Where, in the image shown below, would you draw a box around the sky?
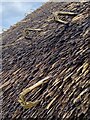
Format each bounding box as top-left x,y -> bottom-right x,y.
0,0 -> 49,33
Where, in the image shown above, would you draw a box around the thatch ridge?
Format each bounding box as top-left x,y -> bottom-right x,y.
2,2 -> 90,120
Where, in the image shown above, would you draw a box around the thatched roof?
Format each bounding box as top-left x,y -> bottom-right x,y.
2,2 -> 90,120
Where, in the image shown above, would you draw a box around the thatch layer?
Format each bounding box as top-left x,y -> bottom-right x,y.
2,2 -> 90,120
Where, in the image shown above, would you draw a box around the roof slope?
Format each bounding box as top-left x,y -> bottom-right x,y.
2,2 -> 90,120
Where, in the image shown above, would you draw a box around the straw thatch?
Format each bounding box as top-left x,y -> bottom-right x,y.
1,2 -> 90,120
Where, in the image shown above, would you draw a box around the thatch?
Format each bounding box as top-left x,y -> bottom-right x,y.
1,2 -> 90,120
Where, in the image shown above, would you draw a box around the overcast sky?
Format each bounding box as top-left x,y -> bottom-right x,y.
0,0 -> 48,33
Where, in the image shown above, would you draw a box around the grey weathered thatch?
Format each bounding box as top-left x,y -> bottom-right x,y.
1,2 -> 90,120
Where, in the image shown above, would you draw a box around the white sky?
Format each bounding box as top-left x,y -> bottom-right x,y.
0,0 -> 48,33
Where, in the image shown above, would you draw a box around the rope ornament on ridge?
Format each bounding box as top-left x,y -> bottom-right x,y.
53,11 -> 78,24
18,75 -> 52,109
23,28 -> 42,39
23,11 -> 78,39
